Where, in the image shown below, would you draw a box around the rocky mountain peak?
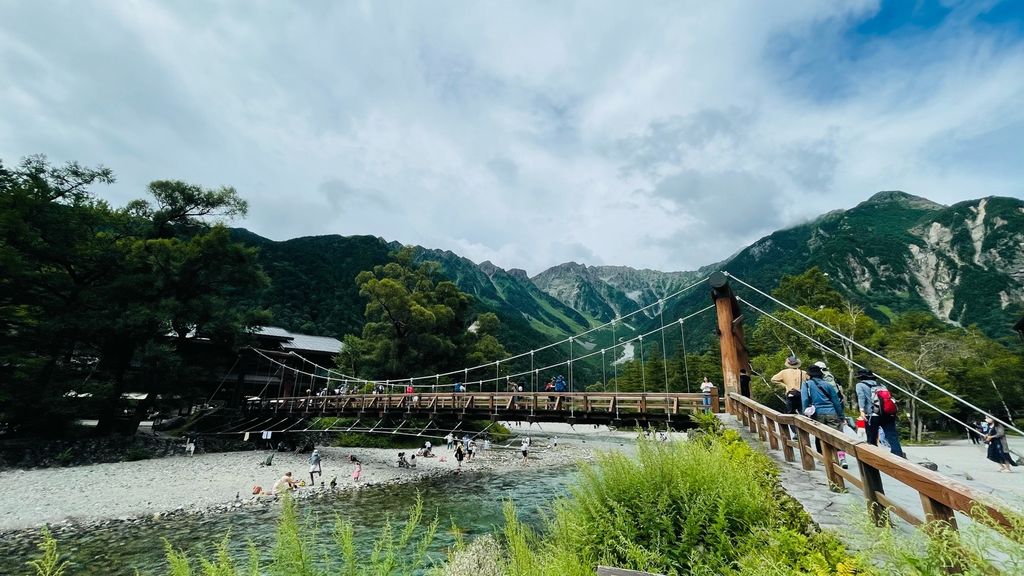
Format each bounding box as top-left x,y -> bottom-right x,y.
862,190 -> 945,210
478,260 -> 502,277
507,268 -> 529,282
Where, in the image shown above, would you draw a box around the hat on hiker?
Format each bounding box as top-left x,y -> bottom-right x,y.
813,361 -> 827,369
856,367 -> 875,379
807,364 -> 824,378
785,355 -> 801,368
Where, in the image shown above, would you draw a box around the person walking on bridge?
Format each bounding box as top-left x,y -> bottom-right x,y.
772,356 -> 808,438
772,356 -> 808,415
801,364 -> 847,467
855,368 -> 905,458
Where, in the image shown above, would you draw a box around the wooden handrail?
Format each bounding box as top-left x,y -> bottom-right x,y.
242,392 -> 724,425
727,393 -> 1020,536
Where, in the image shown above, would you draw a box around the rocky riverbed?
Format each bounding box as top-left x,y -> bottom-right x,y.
0,439 -> 594,535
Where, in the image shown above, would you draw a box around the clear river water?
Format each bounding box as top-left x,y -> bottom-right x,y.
0,461 -> 582,575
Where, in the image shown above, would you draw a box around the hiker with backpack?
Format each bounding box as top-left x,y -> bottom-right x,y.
855,368 -> 905,458
801,364 -> 848,468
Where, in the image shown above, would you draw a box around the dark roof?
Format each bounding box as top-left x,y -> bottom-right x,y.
255,326 -> 343,355
255,326 -> 293,341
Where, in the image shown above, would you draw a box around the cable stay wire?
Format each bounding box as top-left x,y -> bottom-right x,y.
728,271 -> 1024,438
246,304 -> 717,393
738,296 -> 997,439
256,276 -> 711,387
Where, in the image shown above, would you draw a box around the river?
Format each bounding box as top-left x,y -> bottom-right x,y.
0,460 -> 581,575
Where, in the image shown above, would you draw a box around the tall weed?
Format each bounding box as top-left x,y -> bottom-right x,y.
853,502 -> 1024,575
159,492 -> 437,576
26,528 -> 69,576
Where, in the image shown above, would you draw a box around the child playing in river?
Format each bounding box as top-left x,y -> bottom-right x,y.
349,455 -> 362,482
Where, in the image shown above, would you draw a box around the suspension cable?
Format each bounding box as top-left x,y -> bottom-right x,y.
740,296 -> 981,436
290,275 -> 711,385
253,305 -> 717,393
729,272 -> 1024,438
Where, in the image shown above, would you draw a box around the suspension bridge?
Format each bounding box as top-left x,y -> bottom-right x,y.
209,270 -> 1022,545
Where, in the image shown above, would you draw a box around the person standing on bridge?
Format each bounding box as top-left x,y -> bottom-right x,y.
801,364 -> 847,467
772,356 -> 808,413
855,368 -> 905,458
739,369 -> 751,398
700,377 -> 715,412
772,356 -> 808,436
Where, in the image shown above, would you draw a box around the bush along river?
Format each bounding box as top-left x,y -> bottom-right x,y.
0,463 -> 579,575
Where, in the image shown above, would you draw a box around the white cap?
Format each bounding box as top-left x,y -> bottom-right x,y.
813,361 -> 827,369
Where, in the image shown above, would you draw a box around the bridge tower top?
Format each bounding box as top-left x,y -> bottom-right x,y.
710,272 -> 750,413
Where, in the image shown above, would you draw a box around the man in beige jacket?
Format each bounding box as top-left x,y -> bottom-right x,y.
771,355 -> 808,416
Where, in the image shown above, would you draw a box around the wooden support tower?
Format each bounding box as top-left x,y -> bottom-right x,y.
710,272 -> 750,413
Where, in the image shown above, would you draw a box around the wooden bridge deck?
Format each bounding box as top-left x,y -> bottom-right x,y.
243,391 -> 719,429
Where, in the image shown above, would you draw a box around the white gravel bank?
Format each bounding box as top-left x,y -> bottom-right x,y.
0,441 -> 592,532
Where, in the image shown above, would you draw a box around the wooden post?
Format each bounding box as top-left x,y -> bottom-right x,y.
779,420 -> 796,462
821,442 -> 846,492
796,427 -> 816,470
710,272 -> 750,414
765,415 -> 779,449
859,459 -> 889,526
920,494 -> 957,529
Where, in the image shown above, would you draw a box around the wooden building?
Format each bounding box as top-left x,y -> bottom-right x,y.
220,327 -> 343,405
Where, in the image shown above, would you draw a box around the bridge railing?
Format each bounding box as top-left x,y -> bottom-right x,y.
727,393 -> 1019,534
244,390 -> 720,418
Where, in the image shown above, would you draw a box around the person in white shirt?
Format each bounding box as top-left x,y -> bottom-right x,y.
699,377 -> 715,412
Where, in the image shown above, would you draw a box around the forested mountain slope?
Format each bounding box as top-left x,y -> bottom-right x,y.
236,191 -> 1023,354
715,192 -> 1024,337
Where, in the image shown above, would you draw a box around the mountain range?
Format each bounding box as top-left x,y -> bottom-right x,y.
234,191 -> 1024,354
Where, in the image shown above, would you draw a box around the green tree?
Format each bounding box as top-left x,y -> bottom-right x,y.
342,247 -> 500,381
466,312 -> 509,367
772,267 -> 844,310
0,156 -> 267,435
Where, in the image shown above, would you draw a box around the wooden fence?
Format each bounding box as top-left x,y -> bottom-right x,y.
728,393 -> 1020,533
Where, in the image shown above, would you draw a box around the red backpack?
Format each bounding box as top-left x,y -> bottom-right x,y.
870,383 -> 898,417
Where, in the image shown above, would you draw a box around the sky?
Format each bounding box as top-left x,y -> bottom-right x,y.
2,0 -> 1023,275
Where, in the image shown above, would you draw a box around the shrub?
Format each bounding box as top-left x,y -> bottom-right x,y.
499,434 -> 870,575
54,448 -> 74,467
125,446 -> 153,461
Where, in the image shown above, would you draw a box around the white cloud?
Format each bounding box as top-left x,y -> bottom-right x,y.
1,0 -> 1022,275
